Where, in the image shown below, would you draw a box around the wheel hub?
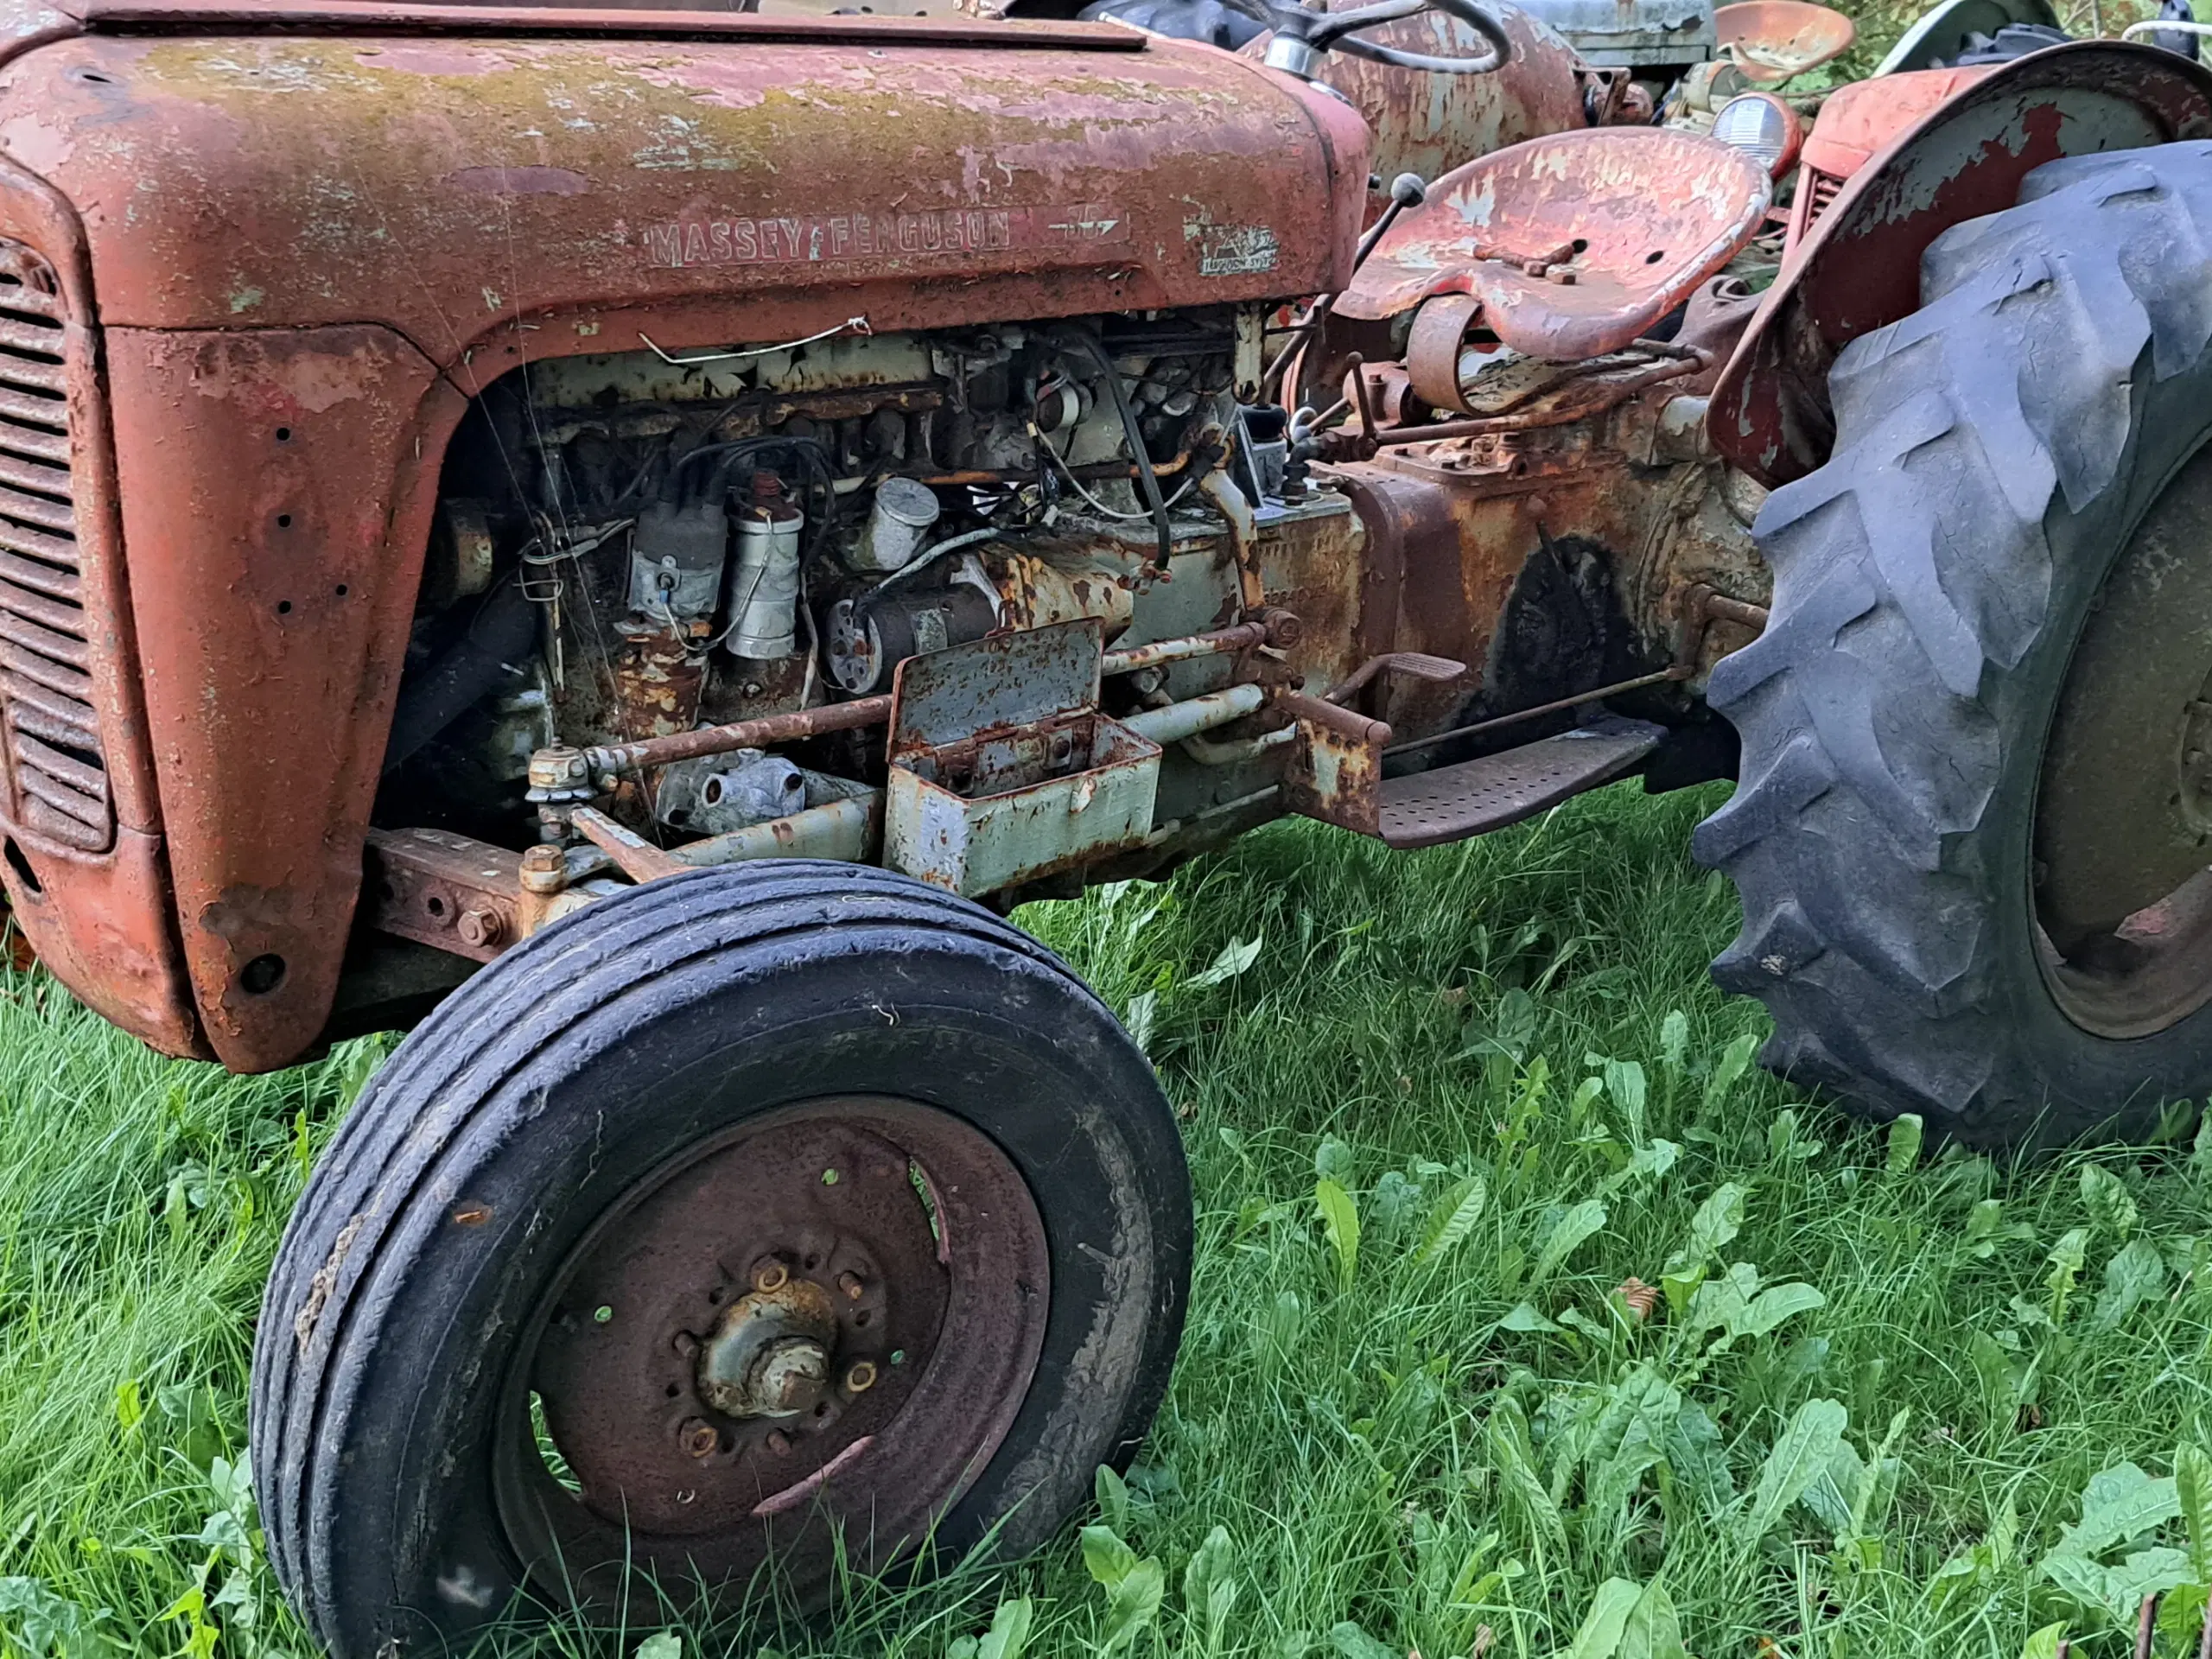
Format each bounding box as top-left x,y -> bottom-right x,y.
696,1270 -> 840,1419
2037,439 -> 2212,1036
500,1096 -> 1050,1605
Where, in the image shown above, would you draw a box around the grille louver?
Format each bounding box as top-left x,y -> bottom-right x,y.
0,238 -> 110,854
1807,172 -> 1842,226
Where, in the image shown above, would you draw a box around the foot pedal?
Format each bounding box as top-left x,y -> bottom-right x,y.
1376,718 -> 1662,849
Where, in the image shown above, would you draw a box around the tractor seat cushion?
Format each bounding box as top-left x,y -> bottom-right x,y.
1335,127 -> 1772,361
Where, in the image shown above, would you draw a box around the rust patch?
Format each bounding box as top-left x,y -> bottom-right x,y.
1714,43 -> 2212,486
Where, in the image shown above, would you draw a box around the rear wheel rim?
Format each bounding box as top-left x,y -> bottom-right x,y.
492,1096 -> 1050,1611
2037,439 -> 2212,1039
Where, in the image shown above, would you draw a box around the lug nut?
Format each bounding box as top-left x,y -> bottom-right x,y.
846,1361 -> 878,1394
457,907 -> 503,949
680,1417 -> 719,1459
765,1431 -> 791,1454
671,1331 -> 699,1358
753,1261 -> 790,1293
837,1271 -> 865,1300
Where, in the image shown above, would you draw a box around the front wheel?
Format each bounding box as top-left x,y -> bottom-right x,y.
250,862 -> 1190,1659
1698,140 -> 2212,1148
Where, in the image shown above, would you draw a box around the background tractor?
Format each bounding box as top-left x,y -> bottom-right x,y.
1,0 -> 2210,1649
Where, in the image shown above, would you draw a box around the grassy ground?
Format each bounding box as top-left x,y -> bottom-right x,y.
6,784 -> 2212,1659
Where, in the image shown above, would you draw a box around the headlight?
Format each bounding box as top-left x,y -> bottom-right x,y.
1713,92 -> 1804,179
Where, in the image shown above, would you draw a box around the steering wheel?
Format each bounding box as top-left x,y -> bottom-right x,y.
1222,0 -> 1513,78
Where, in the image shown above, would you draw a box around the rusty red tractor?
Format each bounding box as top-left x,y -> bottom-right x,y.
3,0 -> 2212,1645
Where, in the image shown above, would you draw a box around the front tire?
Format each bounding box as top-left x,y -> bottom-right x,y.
250,862 -> 1190,1659
1699,141 -> 2212,1147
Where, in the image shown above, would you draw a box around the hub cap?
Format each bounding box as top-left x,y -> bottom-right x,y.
494,1096 -> 1050,1609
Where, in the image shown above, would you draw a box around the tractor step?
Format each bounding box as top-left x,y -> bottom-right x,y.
1376,718 -> 1663,849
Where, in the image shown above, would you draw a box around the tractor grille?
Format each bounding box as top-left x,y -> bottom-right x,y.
1802,170 -> 1843,234
0,238 -> 110,854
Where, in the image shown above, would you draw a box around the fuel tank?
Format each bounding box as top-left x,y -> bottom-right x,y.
0,5 -> 1370,355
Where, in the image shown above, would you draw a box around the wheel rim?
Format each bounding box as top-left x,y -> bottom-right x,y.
2037,438 -> 2212,1039
493,1096 -> 1051,1610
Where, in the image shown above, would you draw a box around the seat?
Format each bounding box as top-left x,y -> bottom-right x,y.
1334,127 -> 1772,361
1714,0 -> 1856,82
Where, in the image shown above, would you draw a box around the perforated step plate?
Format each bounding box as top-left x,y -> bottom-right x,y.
1377,718 -> 1663,849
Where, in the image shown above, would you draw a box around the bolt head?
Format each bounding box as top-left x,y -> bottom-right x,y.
845,1360 -> 879,1394
680,1417 -> 719,1459
753,1261 -> 790,1293
756,1338 -> 831,1414
457,907 -> 503,949
518,843 -> 568,895
836,1270 -> 865,1300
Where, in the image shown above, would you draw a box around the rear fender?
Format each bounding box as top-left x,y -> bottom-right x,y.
1710,41 -> 2212,487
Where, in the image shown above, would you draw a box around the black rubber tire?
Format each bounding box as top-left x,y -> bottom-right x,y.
1696,140 -> 2212,1147
249,861 -> 1190,1659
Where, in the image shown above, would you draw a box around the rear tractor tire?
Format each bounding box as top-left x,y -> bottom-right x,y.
1700,140 -> 2212,1147
249,861 -> 1190,1659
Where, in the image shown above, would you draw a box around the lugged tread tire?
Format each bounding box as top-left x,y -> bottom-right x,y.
1697,140 -> 2212,1147
249,861 -> 1190,1659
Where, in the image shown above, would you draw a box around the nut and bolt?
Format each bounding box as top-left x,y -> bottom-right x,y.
679,1417 -> 720,1459
518,843 -> 568,894
671,1331 -> 700,1358
765,1431 -> 791,1454
846,1361 -> 879,1394
754,1338 -> 831,1413
527,745 -> 588,791
753,1260 -> 790,1293
836,1271 -> 865,1301
456,907 -> 503,949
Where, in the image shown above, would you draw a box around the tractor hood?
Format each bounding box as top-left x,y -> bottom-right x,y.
0,4 -> 1370,353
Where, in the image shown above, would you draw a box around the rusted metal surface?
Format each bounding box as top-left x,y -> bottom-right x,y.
2034,441 -> 2212,1038
1406,294 -> 1485,413
1515,0 -> 1711,66
611,622 -> 710,747
588,696 -> 891,776
1376,716 -> 1660,845
1338,129 -> 1770,360
0,235 -> 111,857
883,621 -> 1161,895
0,31 -> 1368,346
1713,43 -> 2212,486
1325,649 -> 1465,704
72,0 -> 1136,46
1281,707 -> 1385,835
991,546 -> 1138,640
1122,682 -> 1266,746
1101,620 -> 1276,677
1241,2 -> 1599,216
0,149 -> 201,1055
1324,466 -> 1486,737
1383,352 -> 1708,440
1712,0 -> 1852,81
363,825 -> 522,963
101,325 -> 461,1071
0,19 -> 1370,1067
519,1097 -> 1049,1608
570,804 -> 691,882
1777,66 -> 1994,261
668,791 -> 883,868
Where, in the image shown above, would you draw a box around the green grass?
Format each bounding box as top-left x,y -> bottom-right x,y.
7,785 -> 2212,1659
